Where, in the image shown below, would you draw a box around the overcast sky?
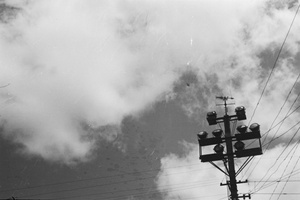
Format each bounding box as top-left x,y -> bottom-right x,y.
0,0 -> 300,199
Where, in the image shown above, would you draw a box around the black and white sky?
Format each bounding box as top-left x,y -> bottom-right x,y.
0,0 -> 300,199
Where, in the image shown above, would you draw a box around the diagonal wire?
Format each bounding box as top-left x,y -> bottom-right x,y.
252,126 -> 300,193
269,141 -> 300,200
277,143 -> 300,199
244,73 -> 300,180
248,2 -> 300,125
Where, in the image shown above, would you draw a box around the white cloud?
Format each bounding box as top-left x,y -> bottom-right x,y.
0,0 -> 180,164
0,0 -> 299,171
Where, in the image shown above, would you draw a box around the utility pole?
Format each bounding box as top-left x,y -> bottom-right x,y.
224,112 -> 238,199
197,96 -> 263,200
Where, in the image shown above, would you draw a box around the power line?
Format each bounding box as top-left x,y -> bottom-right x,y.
245,102 -> 300,150
261,72 -> 300,147
0,163 -> 209,193
269,141 -> 300,199
277,147 -> 300,199
19,166 -> 215,198
250,167 -> 300,194
244,4 -> 300,181
243,111 -> 300,180
248,1 -> 300,125
57,180 -> 222,200
252,126 -> 300,192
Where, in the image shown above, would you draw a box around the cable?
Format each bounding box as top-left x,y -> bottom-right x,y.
236,156 -> 254,177
261,72 -> 300,147
277,144 -> 300,199
57,179 -> 218,200
56,180 -> 223,200
253,126 -> 300,192
248,1 -> 300,125
19,166 -> 214,198
269,141 -> 300,199
248,71 -> 300,178
262,120 -> 300,148
245,102 -> 300,149
243,113 -> 300,180
244,3 -> 300,180
254,193 -> 300,195
250,167 -> 300,194
0,162 -> 209,193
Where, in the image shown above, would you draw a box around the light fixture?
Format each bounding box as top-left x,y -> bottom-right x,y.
237,125 -> 247,134
235,106 -> 246,120
197,131 -> 208,140
207,111 -> 217,125
249,123 -> 260,132
212,129 -> 223,138
214,144 -> 224,154
234,141 -> 245,151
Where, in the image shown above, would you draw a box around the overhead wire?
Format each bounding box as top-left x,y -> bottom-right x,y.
277,146 -> 300,199
19,164 -> 216,198
241,69 -> 300,180
58,180 -> 217,200
247,1 -> 300,126
261,72 -> 300,146
55,179 -> 223,200
252,126 -> 300,192
244,92 -> 300,179
0,162 -> 209,193
269,141 -> 300,199
250,167 -> 300,194
245,102 -> 300,149
236,3 -> 300,195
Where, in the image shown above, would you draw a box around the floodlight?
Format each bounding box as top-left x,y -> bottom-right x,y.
249,123 -> 260,132
197,131 -> 208,140
212,129 -> 223,138
234,141 -> 245,151
237,125 -> 247,134
214,144 -> 224,154
235,106 -> 246,120
207,111 -> 217,125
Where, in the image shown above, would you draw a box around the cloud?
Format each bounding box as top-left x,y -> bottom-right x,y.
0,0 -> 299,171
0,0 -> 181,164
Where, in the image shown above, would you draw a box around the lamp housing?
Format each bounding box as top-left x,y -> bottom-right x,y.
214,144 -> 224,154
249,123 -> 260,132
237,125 -> 248,134
212,129 -> 223,138
207,111 -> 217,125
197,131 -> 208,140
234,141 -> 245,151
235,106 -> 246,120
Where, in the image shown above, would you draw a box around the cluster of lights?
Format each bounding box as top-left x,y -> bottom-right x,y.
198,106 -> 262,160
197,123 -> 260,154
206,106 -> 246,125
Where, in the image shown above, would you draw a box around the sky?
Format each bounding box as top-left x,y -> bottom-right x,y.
0,0 -> 300,199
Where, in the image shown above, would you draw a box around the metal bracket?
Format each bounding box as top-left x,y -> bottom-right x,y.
220,179 -> 248,186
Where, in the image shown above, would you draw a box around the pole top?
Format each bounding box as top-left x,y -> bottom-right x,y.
216,96 -> 235,115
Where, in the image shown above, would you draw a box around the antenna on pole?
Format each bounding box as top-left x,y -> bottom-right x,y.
216,96 -> 234,115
